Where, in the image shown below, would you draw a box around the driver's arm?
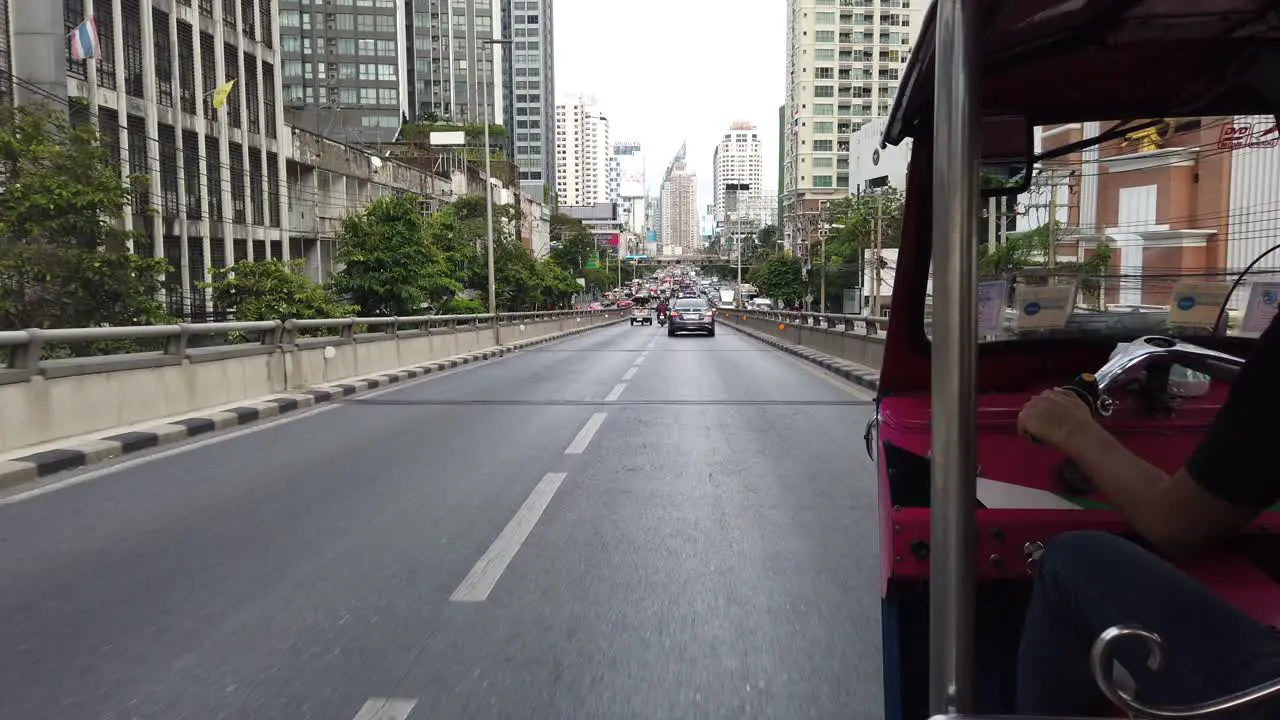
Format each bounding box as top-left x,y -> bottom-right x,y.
1038,319 -> 1280,557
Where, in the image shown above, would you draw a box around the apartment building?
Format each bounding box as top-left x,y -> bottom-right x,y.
659,148 -> 698,252
500,0 -> 555,200
407,0 -> 501,127
554,93 -> 610,206
713,121 -> 766,232
278,0 -> 406,143
782,0 -> 922,253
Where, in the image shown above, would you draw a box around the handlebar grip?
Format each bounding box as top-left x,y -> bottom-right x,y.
1027,373 -> 1100,444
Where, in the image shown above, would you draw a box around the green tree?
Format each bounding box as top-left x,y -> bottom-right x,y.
549,212 -> 596,275
332,194 -> 460,316
748,255 -> 807,305
202,259 -> 353,321
822,187 -> 906,262
980,220 -> 1113,306
0,103 -> 171,332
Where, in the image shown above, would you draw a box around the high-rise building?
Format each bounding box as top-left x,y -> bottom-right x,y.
782,0 -> 923,251
278,0 -> 406,143
500,0 -> 555,200
712,121 -> 766,231
659,145 -> 698,252
613,141 -> 646,235
406,0 -> 501,127
554,94 -> 611,206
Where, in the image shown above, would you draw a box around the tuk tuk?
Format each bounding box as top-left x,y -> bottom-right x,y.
873,1 -> 1280,717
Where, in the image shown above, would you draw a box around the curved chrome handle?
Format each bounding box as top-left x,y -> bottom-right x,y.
1090,624 -> 1280,718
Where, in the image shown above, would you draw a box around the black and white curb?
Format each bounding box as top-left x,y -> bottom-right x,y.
719,320 -> 881,393
0,317 -> 624,488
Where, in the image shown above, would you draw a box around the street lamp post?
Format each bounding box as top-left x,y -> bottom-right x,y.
480,37 -> 513,317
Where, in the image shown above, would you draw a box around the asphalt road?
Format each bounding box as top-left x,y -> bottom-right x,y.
0,322 -> 883,720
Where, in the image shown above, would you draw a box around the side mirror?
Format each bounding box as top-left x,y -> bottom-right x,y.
980,116 -> 1033,199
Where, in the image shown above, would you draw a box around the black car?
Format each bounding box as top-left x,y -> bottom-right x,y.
668,298 -> 715,337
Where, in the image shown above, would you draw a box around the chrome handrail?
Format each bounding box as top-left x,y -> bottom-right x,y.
1091,624 -> 1280,718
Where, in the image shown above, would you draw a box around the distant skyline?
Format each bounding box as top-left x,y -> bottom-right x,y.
552,0 -> 784,207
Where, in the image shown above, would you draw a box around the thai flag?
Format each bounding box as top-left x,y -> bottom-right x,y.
70,17 -> 98,62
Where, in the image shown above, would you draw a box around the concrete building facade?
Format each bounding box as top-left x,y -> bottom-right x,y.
554,93 -> 610,206
660,163 -> 698,253
500,0 -> 554,200
278,0 -> 407,144
405,0 -> 502,130
712,121 -> 768,236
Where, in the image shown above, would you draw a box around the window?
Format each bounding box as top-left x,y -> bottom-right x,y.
815,67 -> 834,79
335,13 -> 353,29
358,63 -> 376,80
377,40 -> 396,57
813,175 -> 834,188
816,11 -> 836,23
356,14 -> 374,31
813,140 -> 833,151
814,121 -> 834,134
375,15 -> 395,32
281,34 -> 300,52
337,38 -> 355,54
814,84 -> 834,97
812,156 -> 834,168
339,63 -> 356,78
302,37 -> 312,54
377,88 -> 397,105
284,59 -> 303,77
815,30 -> 835,42
377,64 -> 396,81
359,87 -> 377,104
280,9 -> 300,26
340,87 -> 357,104
814,103 -> 834,116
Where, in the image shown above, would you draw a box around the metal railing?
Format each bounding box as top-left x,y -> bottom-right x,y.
0,310 -> 614,384
728,308 -> 891,335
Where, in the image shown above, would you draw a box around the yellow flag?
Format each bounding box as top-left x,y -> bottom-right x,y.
211,79 -> 236,110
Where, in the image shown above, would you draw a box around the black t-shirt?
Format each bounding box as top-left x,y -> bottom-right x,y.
1185,314 -> 1280,509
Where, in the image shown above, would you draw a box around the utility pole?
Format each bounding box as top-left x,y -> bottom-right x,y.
820,218 -> 827,314
1046,169 -> 1058,270
871,196 -> 884,317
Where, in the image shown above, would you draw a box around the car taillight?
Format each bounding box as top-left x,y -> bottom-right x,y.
669,311 -> 679,318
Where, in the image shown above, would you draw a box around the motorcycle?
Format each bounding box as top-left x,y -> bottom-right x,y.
657,309 -> 668,327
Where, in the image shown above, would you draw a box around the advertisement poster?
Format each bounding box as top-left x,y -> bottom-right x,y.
1015,282 -> 1077,330
1241,282 -> 1280,335
976,280 -> 1009,336
1167,281 -> 1233,328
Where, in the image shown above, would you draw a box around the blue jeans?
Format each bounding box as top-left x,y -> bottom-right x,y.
1017,531 -> 1280,718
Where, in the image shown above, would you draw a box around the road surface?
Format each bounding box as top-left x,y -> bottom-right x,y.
0,322 -> 882,719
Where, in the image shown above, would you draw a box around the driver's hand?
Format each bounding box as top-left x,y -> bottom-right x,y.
1016,388 -> 1096,449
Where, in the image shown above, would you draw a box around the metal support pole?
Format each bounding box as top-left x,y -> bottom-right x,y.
930,0 -> 981,714
482,69 -> 497,317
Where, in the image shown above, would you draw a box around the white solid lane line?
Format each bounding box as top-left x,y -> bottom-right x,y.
563,413 -> 607,455
353,697 -> 418,720
449,472 -> 568,602
621,367 -> 639,381
604,383 -> 627,401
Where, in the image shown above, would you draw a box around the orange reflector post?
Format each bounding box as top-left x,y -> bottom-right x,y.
778,323 -> 786,331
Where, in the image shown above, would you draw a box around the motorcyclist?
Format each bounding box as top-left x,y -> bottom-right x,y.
656,298 -> 669,318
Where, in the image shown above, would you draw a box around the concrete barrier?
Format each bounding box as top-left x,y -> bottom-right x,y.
0,310 -> 622,454
719,309 -> 889,370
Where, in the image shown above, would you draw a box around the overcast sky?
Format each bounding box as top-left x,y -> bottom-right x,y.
552,0 -> 785,210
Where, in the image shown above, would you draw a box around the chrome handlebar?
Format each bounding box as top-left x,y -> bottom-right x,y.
1091,625 -> 1280,718
1089,336 -> 1246,416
